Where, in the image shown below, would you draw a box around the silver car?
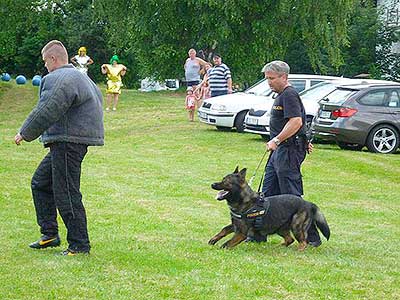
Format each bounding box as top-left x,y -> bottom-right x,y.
313,81 -> 400,154
198,74 -> 340,133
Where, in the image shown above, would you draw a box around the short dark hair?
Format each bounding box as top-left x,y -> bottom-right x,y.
213,53 -> 221,59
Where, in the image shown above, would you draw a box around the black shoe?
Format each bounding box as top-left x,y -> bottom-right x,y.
59,249 -> 90,256
308,240 -> 322,247
29,235 -> 61,249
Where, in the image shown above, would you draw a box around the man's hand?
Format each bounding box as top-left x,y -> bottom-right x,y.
307,142 -> 314,154
266,139 -> 278,151
14,133 -> 24,145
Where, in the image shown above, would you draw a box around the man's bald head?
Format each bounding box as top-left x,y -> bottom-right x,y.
41,40 -> 69,72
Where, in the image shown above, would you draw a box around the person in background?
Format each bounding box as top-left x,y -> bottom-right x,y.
185,87 -> 196,122
70,46 -> 94,75
101,55 -> 127,111
184,48 -> 207,92
208,54 -> 232,97
14,40 -> 104,256
195,62 -> 212,108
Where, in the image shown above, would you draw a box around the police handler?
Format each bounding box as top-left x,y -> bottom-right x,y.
261,60 -> 321,247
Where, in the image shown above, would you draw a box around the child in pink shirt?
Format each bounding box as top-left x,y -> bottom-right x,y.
185,87 -> 196,121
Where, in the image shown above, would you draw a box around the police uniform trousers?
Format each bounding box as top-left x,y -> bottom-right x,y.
262,141 -> 321,244
31,142 -> 90,252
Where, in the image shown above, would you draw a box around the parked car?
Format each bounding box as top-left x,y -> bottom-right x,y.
244,78 -> 384,138
198,74 -> 341,132
312,81 -> 400,154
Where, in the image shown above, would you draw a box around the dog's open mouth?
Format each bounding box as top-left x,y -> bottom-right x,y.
216,190 -> 230,200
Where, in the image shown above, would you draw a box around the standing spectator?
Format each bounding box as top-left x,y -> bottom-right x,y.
101,55 -> 127,111
195,62 -> 212,108
70,46 -> 94,75
185,87 -> 196,122
208,54 -> 232,97
14,40 -> 104,256
184,48 -> 207,90
259,60 -> 320,246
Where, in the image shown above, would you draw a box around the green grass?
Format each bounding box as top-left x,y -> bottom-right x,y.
0,82 -> 399,300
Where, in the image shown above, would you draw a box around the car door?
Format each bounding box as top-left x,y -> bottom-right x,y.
386,88 -> 400,127
357,88 -> 392,113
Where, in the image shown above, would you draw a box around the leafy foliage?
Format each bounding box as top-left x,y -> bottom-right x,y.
0,0 -> 398,87
340,0 -> 380,77
376,24 -> 400,80
97,0 -> 356,84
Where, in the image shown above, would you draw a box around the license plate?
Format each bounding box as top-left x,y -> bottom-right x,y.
320,111 -> 331,119
198,111 -> 207,119
246,117 -> 258,125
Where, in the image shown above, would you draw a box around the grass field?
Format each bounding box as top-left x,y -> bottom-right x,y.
0,81 -> 399,300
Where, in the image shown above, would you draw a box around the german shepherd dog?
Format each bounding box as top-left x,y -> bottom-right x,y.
208,167 -> 330,251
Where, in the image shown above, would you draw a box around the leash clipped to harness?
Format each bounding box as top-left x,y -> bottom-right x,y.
229,195 -> 270,230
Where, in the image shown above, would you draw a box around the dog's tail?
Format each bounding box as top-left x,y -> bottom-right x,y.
311,204 -> 330,240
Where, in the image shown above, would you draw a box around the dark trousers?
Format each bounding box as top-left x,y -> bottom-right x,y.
262,144 -> 321,244
31,142 -> 90,252
210,90 -> 227,97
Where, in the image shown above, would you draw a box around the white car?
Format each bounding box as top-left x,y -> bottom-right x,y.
198,74 -> 341,132
244,78 -> 388,138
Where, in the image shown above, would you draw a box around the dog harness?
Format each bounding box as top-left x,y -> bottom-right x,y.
229,195 -> 270,229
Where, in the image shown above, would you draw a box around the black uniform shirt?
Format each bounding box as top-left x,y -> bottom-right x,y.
269,86 -> 305,139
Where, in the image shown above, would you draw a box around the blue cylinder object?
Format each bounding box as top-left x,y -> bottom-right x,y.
16,75 -> 26,85
1,73 -> 11,81
32,75 -> 41,86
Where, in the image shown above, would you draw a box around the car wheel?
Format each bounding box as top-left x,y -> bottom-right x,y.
366,124 -> 399,154
216,126 -> 231,131
234,111 -> 248,133
337,142 -> 363,151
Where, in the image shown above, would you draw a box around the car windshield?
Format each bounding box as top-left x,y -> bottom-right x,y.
299,82 -> 336,103
245,79 -> 274,97
319,88 -> 356,105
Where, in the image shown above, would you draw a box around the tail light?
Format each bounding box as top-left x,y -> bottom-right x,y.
332,107 -> 358,118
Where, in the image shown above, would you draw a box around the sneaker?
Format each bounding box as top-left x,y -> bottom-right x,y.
112,107 -> 116,111
29,235 -> 61,249
105,107 -> 110,111
59,249 -> 90,256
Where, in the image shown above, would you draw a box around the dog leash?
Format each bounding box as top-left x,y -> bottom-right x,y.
256,149 -> 274,192
248,148 -> 269,188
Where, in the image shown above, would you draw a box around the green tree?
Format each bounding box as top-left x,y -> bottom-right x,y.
376,24 -> 400,80
0,0 -> 35,74
96,0 -> 356,86
0,0 -> 109,81
339,0 -> 380,77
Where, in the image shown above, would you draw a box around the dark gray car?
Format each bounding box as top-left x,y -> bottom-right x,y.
313,82 -> 400,154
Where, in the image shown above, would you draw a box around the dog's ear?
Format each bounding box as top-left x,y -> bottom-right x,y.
233,166 -> 239,173
239,168 -> 247,178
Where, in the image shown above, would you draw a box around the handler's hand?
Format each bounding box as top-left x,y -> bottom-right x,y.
307,142 -> 314,154
266,140 -> 277,152
14,133 -> 24,145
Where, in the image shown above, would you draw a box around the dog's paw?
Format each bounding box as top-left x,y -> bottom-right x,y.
208,238 -> 218,245
297,241 -> 307,251
221,241 -> 230,249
